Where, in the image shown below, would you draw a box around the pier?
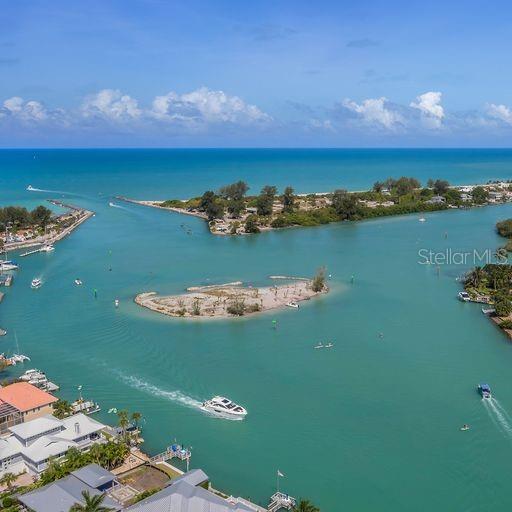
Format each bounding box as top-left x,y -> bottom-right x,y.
268,492 -> 296,512
20,247 -> 47,257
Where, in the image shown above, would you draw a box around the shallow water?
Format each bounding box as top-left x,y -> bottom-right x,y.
2,149 -> 512,511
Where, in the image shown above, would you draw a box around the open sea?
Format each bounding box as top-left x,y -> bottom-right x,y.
2,148 -> 512,511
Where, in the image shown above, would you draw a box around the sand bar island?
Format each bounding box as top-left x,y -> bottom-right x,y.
135,273 -> 328,319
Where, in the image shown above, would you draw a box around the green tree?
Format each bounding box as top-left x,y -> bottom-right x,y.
432,179 -> 450,195
227,199 -> 245,218
282,186 -> 295,213
117,410 -> 130,438
131,412 -> 142,430
311,267 -> 326,292
256,185 -> 277,216
30,205 -> 52,228
244,215 -> 260,233
471,186 -> 489,204
53,399 -> 73,419
497,219 -> 512,238
494,295 -> 512,317
69,490 -> 114,512
65,447 -> 83,471
373,181 -> 384,193
218,181 -> 249,201
331,189 -> 359,220
292,498 -> 320,512
0,472 -> 16,491
465,267 -> 486,288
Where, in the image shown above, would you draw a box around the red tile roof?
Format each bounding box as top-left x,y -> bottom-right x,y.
0,382 -> 58,412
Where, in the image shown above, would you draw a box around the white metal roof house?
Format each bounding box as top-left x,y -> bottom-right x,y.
0,413 -> 107,477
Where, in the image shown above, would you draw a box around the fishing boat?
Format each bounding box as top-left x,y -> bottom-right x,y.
201,396 -> 247,417
478,383 -> 492,399
286,302 -> 299,308
31,278 -> 42,289
74,278 -> 83,286
458,291 -> 471,302
0,260 -> 19,271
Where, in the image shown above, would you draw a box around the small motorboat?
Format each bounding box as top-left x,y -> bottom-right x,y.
27,185 -> 35,191
324,342 -> 334,348
74,279 -> 83,286
0,329 -> 6,337
478,383 -> 491,399
419,217 -> 426,222
286,302 -> 299,308
31,278 -> 42,289
114,299 -> 120,308
109,202 -> 115,207
201,396 -> 247,417
460,424 -> 470,431
40,244 -> 54,252
314,343 -> 324,349
458,291 -> 471,302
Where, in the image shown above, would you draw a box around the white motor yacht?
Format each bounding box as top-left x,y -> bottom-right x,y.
201,396 -> 247,417
31,278 -> 42,289
0,260 -> 19,271
40,244 -> 54,252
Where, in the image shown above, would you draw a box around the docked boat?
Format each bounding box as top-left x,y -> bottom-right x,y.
0,260 -> 19,271
74,278 -> 83,286
40,244 -> 54,252
71,398 -> 101,415
458,291 -> 471,302
286,302 -> 299,308
201,396 -> 247,417
9,354 -> 30,365
478,383 -> 492,399
31,278 -> 42,289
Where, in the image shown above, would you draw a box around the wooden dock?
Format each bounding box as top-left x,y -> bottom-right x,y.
268,492 -> 296,512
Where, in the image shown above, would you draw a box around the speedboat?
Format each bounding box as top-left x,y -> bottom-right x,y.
114,299 -> 119,308
314,343 -> 324,349
109,202 -> 115,207
478,383 -> 492,399
40,244 -> 54,252
201,396 -> 247,417
27,185 -> 35,191
286,302 -> 299,308
458,291 -> 471,302
460,424 -> 470,431
324,342 -> 334,348
74,279 -> 83,286
0,260 -> 19,271
31,278 -> 42,289
419,217 -> 426,222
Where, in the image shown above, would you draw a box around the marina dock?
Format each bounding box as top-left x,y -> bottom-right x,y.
268,492 -> 296,512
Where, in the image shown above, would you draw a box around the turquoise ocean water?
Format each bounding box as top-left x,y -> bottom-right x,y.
2,149 -> 512,510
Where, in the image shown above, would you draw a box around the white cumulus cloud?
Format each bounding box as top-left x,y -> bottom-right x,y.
2,96 -> 48,121
486,103 -> 512,125
81,89 -> 141,121
342,97 -> 403,129
410,91 -> 444,128
151,87 -> 271,125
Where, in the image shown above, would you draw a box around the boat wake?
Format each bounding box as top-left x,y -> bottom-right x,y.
26,185 -> 74,195
108,201 -> 127,210
117,373 -> 202,410
483,398 -> 512,438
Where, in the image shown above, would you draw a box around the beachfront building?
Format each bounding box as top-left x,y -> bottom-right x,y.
426,195 -> 446,205
0,413 -> 107,477
18,463 -> 121,512
125,468 -> 266,512
0,382 -> 57,423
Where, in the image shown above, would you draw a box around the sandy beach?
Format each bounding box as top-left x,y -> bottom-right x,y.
135,278 -> 327,318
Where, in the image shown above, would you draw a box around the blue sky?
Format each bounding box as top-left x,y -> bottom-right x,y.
1,0 -> 512,147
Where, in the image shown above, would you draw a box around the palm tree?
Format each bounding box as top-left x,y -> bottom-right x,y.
0,472 -> 16,490
292,498 -> 320,512
87,443 -> 103,465
69,490 -> 113,511
117,410 -> 129,438
65,447 -> 83,470
131,411 -> 142,431
53,399 -> 73,419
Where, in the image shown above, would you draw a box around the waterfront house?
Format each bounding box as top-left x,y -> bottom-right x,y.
124,468 -> 266,512
0,400 -> 23,435
460,193 -> 472,202
426,195 -> 446,205
0,413 -> 107,477
18,463 -> 121,512
0,382 -> 58,423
